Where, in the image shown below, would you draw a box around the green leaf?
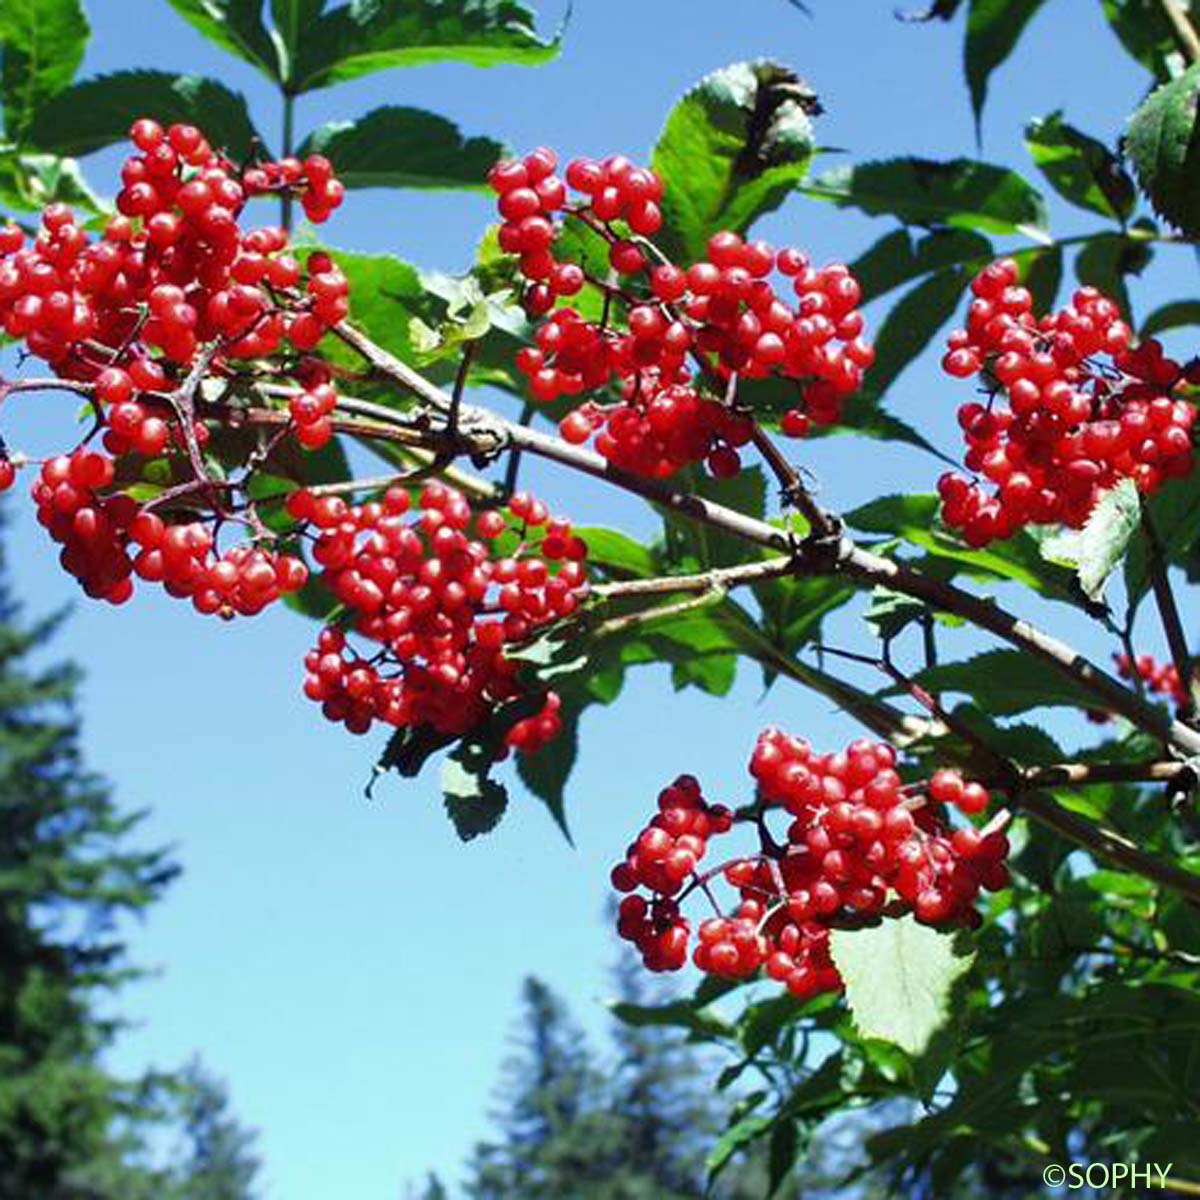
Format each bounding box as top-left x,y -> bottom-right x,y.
913,648 -> 1099,716
1040,478 -> 1141,600
574,527 -> 658,579
1100,0 -> 1187,82
660,466 -> 767,570
849,227 -> 992,305
0,149 -> 103,214
863,267 -> 970,400
1125,474 -> 1200,606
287,0 -> 560,93
965,0 -> 1048,130
1025,111 -> 1136,221
609,997 -> 734,1041
1125,63 -> 1200,237
1012,243 -> 1062,312
270,0 -> 327,87
0,0 -> 88,144
161,0 -> 280,81
803,157 -> 1049,238
1141,299 -> 1200,337
515,713 -> 576,838
441,745 -> 508,840
846,493 -> 1077,601
767,1119 -> 799,1196
27,71 -> 259,159
1074,232 -> 1152,325
652,60 -> 819,262
298,106 -> 503,191
312,247 -> 436,373
829,915 -> 974,1059
707,1112 -> 775,1179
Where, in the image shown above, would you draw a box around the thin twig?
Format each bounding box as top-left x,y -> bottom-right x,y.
1159,0 -> 1200,62
1142,506 -> 1196,717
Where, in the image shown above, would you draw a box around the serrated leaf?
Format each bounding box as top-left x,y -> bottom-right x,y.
846,493 -> 1077,601
830,915 -> 974,1059
849,227 -> 992,305
574,527 -> 659,579
1040,478 -> 1141,599
515,712 -> 576,838
863,267 -> 970,400
609,998 -> 734,1040
299,106 -> 503,190
1125,63 -> 1200,237
803,157 -> 1048,239
653,60 -> 818,261
1074,231 -> 1152,324
1100,0 -> 1186,82
286,0 -> 560,93
767,1119 -> 799,1196
660,466 -> 767,570
0,0 -> 89,143
965,0 -> 1049,130
1125,473 -> 1200,606
1012,242 -> 1062,312
1141,299 -> 1200,337
441,749 -> 508,840
1025,111 -> 1136,221
27,70 -> 259,159
161,0 -> 280,81
0,149 -> 103,213
913,648 -> 1099,715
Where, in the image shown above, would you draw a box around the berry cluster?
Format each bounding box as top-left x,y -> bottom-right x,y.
33,447 -> 307,614
613,732 -> 1009,998
0,118 -> 348,620
490,148 -> 873,479
291,482 -> 588,747
289,380 -> 340,450
1115,651 -> 1188,710
938,260 -> 1195,546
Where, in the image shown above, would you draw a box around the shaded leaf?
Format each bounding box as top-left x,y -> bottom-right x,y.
849,226 -> 991,305
1125,63 -> 1200,236
803,157 -> 1048,238
965,0 -> 1049,130
830,915 -> 974,1058
1141,299 -> 1200,337
299,106 -> 503,190
1100,0 -> 1186,82
653,60 -> 819,261
441,745 -> 508,840
913,649 -> 1099,715
28,70 -> 259,159
846,493 -> 1077,601
288,0 -> 560,93
1125,473 -> 1200,606
162,0 -> 280,80
1074,231 -> 1152,324
863,267 -> 970,399
0,0 -> 89,142
1026,111 -> 1137,221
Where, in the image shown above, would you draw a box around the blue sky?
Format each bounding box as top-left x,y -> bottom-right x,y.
2,1 -> 1194,1196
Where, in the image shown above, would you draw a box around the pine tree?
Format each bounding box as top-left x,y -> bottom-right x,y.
0,529 -> 257,1198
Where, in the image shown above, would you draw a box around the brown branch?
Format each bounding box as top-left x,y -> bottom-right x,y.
1159,0 -> 1200,62
322,320 -> 1200,760
593,556 -> 796,599
1142,506 -> 1197,717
